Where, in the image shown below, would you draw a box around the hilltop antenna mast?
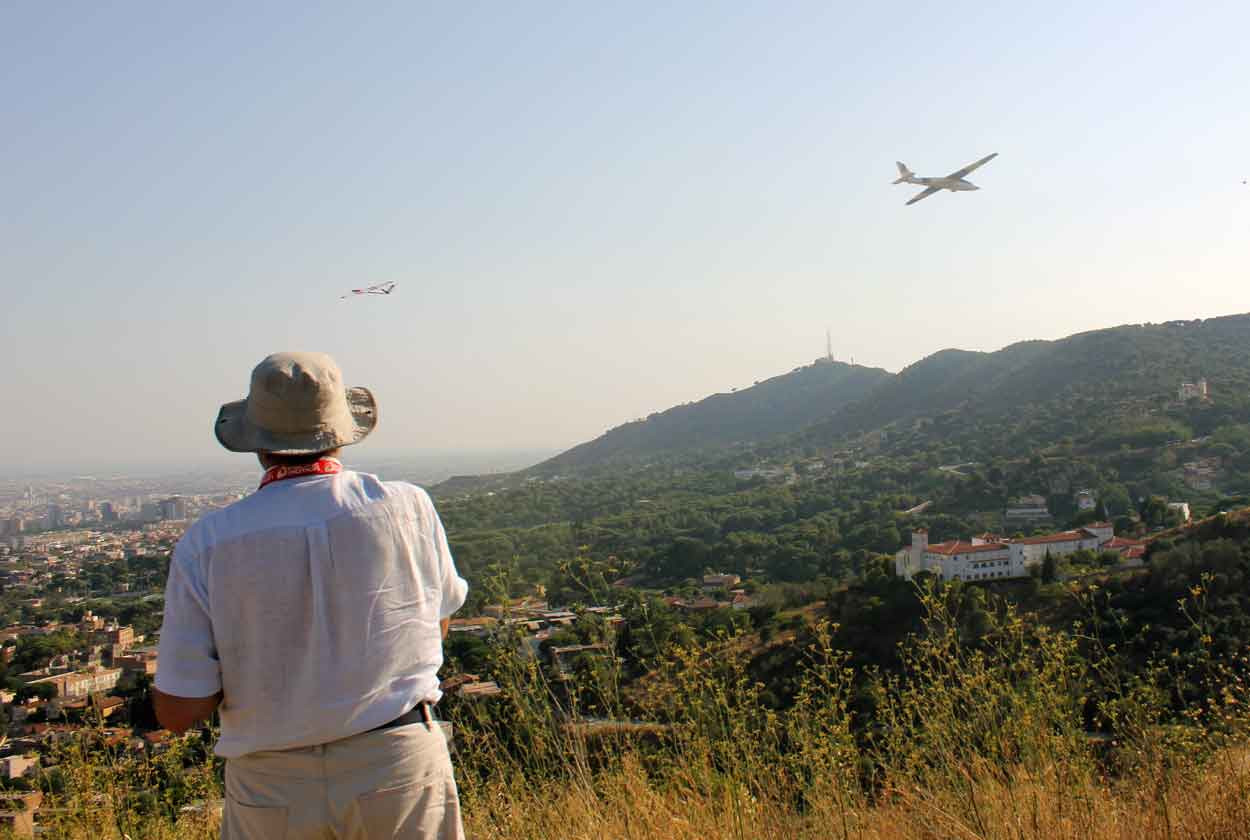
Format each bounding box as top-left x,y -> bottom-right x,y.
826,329 -> 834,363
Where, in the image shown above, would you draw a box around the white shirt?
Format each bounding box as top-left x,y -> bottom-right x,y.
155,469 -> 468,758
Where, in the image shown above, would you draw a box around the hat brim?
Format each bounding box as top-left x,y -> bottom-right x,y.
215,386 -> 378,454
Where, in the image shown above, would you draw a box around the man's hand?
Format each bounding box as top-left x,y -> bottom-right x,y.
152,687 -> 221,734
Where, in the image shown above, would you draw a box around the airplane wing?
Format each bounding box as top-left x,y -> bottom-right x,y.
945,152 -> 998,180
905,186 -> 943,206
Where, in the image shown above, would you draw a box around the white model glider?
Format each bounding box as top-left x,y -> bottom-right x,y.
892,153 -> 998,206
341,281 -> 397,299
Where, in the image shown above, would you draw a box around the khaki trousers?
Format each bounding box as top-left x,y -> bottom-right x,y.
222,722 -> 465,840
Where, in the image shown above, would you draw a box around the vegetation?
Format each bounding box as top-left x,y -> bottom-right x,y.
534,360 -> 891,472
13,514 -> 1250,838
799,314 -> 1250,457
436,515 -> 1250,839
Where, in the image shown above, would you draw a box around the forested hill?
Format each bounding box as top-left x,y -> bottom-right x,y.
797,314 -> 1250,456
534,360 -> 892,472
434,314 -> 1250,493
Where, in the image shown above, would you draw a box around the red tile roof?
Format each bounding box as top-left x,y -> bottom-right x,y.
902,527 -> 1129,557
926,541 -> 1010,556
1014,530 -> 1091,546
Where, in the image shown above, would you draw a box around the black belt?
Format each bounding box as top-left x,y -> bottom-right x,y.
368,701 -> 436,733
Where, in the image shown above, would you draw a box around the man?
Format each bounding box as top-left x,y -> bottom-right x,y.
153,352 -> 469,839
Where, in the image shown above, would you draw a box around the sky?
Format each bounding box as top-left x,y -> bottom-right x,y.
4,1 -> 1250,472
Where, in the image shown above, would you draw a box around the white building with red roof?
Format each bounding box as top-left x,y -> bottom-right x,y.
895,522 -> 1126,582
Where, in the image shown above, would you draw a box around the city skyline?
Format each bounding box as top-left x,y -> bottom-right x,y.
5,2 -> 1250,471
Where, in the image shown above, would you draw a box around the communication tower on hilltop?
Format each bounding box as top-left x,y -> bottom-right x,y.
826,329 -> 834,363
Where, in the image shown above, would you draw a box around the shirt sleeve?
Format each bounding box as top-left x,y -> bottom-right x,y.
423,490 -> 468,619
155,541 -> 222,698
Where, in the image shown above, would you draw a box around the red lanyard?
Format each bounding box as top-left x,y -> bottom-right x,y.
258,458 -> 343,490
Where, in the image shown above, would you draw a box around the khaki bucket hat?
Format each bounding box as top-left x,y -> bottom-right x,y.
215,352 -> 377,454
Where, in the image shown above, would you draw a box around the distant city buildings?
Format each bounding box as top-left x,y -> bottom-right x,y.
100,625 -> 134,649
0,472 -> 263,789
45,505 -> 64,530
113,650 -> 159,678
16,666 -> 122,700
158,497 -> 188,522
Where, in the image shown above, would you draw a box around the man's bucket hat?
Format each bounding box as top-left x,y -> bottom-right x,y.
215,352 -> 377,454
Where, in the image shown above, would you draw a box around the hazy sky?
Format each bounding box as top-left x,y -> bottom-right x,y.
5,1 -> 1250,471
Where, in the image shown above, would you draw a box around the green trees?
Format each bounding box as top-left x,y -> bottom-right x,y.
546,554 -> 617,608
445,633 -> 491,675
15,682 -> 56,703
721,531 -> 776,578
658,537 -> 710,581
1140,495 -> 1186,528
12,630 -> 81,673
616,594 -> 693,676
1100,484 -> 1133,517
1092,419 -> 1193,452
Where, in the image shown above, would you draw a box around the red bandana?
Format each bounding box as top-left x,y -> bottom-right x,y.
258,458 -> 343,490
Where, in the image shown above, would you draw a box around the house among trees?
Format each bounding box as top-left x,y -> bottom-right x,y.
1003,495 -> 1053,526
1167,502 -> 1192,523
1177,379 -> 1209,401
1183,459 -> 1219,491
701,573 -> 741,589
894,524 -> 1144,582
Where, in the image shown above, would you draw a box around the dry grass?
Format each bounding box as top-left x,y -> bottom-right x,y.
463,746 -> 1250,840
22,747 -> 1250,840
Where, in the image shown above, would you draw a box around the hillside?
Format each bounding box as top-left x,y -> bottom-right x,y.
797,314 -> 1250,458
434,313 -> 1250,493
533,360 -> 893,472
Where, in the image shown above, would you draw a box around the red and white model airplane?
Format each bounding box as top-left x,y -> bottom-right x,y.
340,281 -> 397,299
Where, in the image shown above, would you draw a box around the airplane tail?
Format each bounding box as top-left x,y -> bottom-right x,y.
892,162 -> 913,184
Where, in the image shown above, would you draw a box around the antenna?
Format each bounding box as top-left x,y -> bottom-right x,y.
826,329 -> 833,363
